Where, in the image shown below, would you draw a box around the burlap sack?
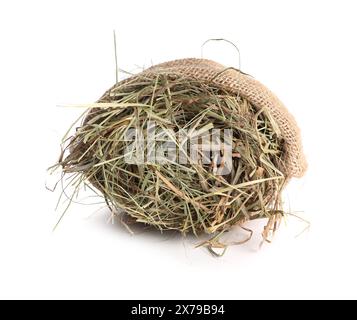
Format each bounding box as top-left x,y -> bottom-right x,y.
96,58 -> 307,178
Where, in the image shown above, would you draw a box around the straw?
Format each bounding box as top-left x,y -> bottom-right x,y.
53,73 -> 287,252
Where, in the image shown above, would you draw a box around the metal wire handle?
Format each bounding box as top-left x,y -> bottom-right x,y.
201,38 -> 241,71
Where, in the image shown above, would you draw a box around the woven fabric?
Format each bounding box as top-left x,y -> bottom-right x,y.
97,58 -> 307,178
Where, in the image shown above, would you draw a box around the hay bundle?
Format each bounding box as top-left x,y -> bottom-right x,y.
56,58 -> 307,250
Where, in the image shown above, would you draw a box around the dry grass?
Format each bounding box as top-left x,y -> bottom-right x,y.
51,73 -> 287,252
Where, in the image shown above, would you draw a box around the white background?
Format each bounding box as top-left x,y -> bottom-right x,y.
0,0 -> 356,300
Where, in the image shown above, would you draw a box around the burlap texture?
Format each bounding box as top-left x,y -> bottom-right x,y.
97,58 -> 307,178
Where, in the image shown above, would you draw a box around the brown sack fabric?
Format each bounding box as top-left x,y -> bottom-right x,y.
96,58 -> 307,178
